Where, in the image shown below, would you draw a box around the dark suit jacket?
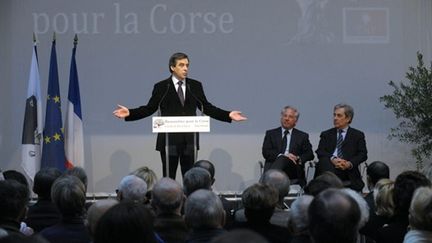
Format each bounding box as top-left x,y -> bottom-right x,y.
126,77 -> 231,151
315,127 -> 368,191
262,127 -> 314,167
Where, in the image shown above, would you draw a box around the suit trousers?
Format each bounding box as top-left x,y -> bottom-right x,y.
160,145 -> 195,179
270,156 -> 306,186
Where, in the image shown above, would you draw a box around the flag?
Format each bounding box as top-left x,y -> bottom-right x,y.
41,39 -> 67,171
65,36 -> 84,169
21,42 -> 43,180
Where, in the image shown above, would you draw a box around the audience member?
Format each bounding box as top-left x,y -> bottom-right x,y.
342,188 -> 369,228
151,177 -> 188,243
65,167 -> 88,192
233,183 -> 291,243
0,180 -> 29,236
287,195 -> 314,243
404,187 -> 432,243
376,171 -> 431,243
365,161 -> 390,211
86,199 -> 118,239
235,170 -> 291,227
304,171 -> 343,196
184,189 -> 226,242
183,167 -> 212,196
39,175 -> 90,243
131,166 -> 158,200
193,160 -> 216,188
94,202 -> 158,243
25,168 -> 62,232
308,188 -> 361,243
210,229 -> 269,243
116,175 -> 148,203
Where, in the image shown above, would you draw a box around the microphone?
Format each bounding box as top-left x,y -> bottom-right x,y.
187,83 -> 204,115
158,82 -> 171,116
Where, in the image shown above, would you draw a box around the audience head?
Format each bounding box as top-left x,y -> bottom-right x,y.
342,188 -> 369,228
288,195 -> 314,235
117,175 -> 148,203
304,171 -> 343,196
51,175 -> 86,217
151,177 -> 184,214
185,189 -> 225,229
308,188 -> 361,243
242,183 -> 278,223
408,187 -> 432,231
210,229 -> 269,243
64,167 -> 88,192
366,161 -> 390,189
194,160 -> 216,185
183,167 -> 212,196
259,169 -> 290,207
393,170 -> 431,216
86,199 -> 119,237
374,178 -> 395,217
33,167 -> 62,200
3,170 -> 29,191
94,202 -> 157,243
0,179 -> 29,222
130,166 -> 158,191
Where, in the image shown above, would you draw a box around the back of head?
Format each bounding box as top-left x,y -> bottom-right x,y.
308,188 -> 361,243
242,183 -> 278,223
65,167 -> 88,192
304,171 -> 343,196
130,166 -> 158,190
194,160 -> 215,180
94,202 -> 156,243
210,229 -> 269,243
3,170 -> 29,192
288,195 -> 314,235
151,177 -> 184,213
393,170 -> 431,216
51,175 -> 86,217
260,169 -> 290,205
87,199 -> 119,236
367,161 -> 390,187
341,188 -> 369,228
117,175 -> 148,203
185,189 -> 225,229
409,187 -> 432,231
374,178 -> 395,217
183,167 -> 212,196
33,168 -> 62,200
0,180 -> 29,221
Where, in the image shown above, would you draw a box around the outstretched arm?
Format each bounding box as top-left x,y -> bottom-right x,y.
229,111 -> 247,122
113,104 -> 130,119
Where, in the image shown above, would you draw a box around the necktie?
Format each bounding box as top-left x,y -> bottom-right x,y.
177,81 -> 185,106
281,129 -> 289,154
336,129 -> 344,158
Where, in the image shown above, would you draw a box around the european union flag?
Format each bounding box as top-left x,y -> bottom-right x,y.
41,38 -> 67,171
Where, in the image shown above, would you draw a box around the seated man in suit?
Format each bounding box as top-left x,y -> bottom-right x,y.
262,106 -> 314,186
315,103 -> 368,191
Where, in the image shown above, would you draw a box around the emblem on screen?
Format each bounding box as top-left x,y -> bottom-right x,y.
153,119 -> 165,128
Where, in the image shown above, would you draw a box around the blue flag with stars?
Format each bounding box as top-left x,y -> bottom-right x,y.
41,39 -> 67,171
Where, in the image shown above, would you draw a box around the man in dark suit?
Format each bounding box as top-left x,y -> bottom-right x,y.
113,52 -> 246,179
315,103 -> 368,191
262,106 -> 314,186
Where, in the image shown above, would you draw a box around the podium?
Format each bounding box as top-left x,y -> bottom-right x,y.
152,116 -> 210,177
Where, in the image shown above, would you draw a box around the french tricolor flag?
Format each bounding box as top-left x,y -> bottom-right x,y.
65,34 -> 84,169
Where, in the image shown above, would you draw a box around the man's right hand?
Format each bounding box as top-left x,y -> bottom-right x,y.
113,104 -> 130,119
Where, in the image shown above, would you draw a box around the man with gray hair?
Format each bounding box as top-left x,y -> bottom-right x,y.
86,199 -> 118,239
183,167 -> 212,196
316,103 -> 368,191
288,195 -> 314,243
151,177 -> 188,243
185,189 -> 226,242
262,105 -> 314,186
116,175 -> 148,203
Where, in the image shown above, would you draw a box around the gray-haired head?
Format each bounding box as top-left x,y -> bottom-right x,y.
342,188 -> 369,229
152,177 -> 184,214
409,186 -> 432,231
117,175 -> 148,203
260,169 -> 290,206
281,106 -> 300,120
334,103 -> 354,123
51,175 -> 86,217
184,189 -> 225,229
65,167 -> 88,192
288,195 -> 314,235
183,167 -> 212,196
87,199 -> 119,236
